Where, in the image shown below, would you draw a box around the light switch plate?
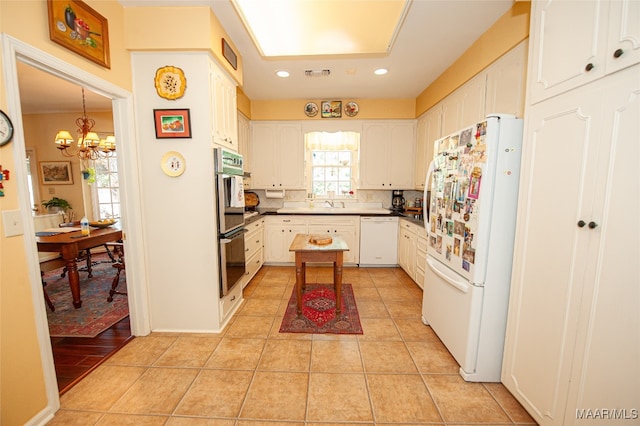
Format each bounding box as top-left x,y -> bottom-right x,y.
2,210 -> 24,237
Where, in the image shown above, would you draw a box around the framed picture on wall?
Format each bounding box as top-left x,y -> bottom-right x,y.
46,0 -> 111,68
153,109 -> 192,139
40,161 -> 74,185
321,101 -> 342,118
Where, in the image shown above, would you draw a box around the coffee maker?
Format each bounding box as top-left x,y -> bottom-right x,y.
391,190 -> 405,212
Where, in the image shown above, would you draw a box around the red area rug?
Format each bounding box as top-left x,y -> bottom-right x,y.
43,255 -> 128,338
279,284 -> 363,334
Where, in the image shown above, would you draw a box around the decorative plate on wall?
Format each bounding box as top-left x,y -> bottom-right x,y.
304,102 -> 319,117
154,66 -> 187,100
160,151 -> 186,177
345,102 -> 359,117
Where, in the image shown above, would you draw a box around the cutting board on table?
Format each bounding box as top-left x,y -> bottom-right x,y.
244,191 -> 260,208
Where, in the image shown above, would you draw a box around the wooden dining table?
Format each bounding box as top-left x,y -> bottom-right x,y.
36,225 -> 123,308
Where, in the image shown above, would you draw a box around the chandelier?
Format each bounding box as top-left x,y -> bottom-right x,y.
54,88 -> 115,161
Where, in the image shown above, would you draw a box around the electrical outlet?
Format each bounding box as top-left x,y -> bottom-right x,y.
2,210 -> 24,237
48,187 -> 56,194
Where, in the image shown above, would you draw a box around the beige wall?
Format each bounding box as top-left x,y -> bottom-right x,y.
124,6 -> 243,85
251,98 -> 416,120
0,1 -> 129,424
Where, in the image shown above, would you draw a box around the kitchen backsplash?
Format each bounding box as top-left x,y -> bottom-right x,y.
247,189 -> 424,210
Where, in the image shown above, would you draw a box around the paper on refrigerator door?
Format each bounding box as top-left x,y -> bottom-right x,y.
427,121 -> 489,282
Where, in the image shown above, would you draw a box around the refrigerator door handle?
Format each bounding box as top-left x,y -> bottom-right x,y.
426,256 -> 470,293
424,159 -> 436,232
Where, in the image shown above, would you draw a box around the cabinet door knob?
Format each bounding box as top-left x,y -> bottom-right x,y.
613,48 -> 624,58
577,220 -> 586,228
588,221 -> 598,229
585,63 -> 595,72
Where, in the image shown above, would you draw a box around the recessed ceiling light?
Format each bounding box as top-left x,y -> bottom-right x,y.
276,70 -> 290,78
374,68 -> 388,75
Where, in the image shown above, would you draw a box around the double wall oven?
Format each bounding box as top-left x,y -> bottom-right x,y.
214,148 -> 246,297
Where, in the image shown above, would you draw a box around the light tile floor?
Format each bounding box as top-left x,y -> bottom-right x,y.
50,266 -> 537,425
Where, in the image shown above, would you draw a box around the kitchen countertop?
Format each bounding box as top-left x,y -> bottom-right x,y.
245,208 -> 424,227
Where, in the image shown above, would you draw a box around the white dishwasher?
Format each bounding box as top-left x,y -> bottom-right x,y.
359,216 -> 399,266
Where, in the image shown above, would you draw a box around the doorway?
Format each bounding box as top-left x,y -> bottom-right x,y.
2,35 -> 150,415
18,60 -> 133,392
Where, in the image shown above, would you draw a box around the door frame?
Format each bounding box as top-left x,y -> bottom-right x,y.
1,35 -> 151,422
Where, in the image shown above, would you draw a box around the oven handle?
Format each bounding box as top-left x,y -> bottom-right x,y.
220,228 -> 247,243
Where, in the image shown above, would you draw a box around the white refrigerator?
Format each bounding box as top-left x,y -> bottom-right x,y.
422,114 -> 523,382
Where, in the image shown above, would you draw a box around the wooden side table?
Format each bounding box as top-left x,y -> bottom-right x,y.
289,234 -> 349,315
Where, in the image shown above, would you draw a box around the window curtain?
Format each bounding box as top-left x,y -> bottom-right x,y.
304,131 -> 359,151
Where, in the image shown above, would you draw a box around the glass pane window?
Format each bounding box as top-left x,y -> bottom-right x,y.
305,131 -> 360,198
91,154 -> 120,220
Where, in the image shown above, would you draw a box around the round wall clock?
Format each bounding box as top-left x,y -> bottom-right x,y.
154,66 -> 187,100
160,151 -> 186,177
344,102 -> 359,117
0,110 -> 15,147
304,102 -> 318,117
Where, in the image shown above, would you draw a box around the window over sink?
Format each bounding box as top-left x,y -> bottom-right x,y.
305,131 -> 359,198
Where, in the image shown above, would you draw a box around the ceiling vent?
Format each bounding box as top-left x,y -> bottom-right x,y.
305,69 -> 331,77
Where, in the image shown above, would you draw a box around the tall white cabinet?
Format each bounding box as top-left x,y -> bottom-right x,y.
502,2 -> 640,424
211,65 -> 238,151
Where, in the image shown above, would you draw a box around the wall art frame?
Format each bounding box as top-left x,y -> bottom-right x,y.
154,109 -> 192,139
47,0 -> 111,68
321,100 -> 342,118
40,161 -> 74,185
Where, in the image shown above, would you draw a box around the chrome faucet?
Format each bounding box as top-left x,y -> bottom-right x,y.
325,200 -> 334,208
325,200 -> 344,208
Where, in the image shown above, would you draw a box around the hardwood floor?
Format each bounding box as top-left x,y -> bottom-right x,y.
50,316 -> 133,394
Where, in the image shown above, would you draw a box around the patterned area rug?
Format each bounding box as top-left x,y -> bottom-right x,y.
43,255 -> 128,338
279,283 -> 363,334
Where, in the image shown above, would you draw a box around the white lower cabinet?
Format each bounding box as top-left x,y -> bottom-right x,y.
239,218 -> 264,288
264,217 -> 308,263
415,232 -> 428,290
398,218 -> 427,286
264,215 -> 360,264
220,279 -> 242,324
307,216 -> 360,264
398,225 -> 416,278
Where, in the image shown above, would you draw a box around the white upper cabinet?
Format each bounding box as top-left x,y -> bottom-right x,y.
441,72 -> 486,136
237,112 -> 250,172
606,0 -> 640,74
414,105 -> 442,190
528,0 -> 640,104
360,121 -> 415,189
211,65 -> 238,150
415,42 -> 527,191
486,40 -> 528,118
250,122 -> 304,189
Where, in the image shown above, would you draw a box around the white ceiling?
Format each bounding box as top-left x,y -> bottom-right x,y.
17,0 -> 515,113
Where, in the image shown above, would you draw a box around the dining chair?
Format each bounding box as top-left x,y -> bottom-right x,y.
106,242 -> 127,302
39,257 -> 66,312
